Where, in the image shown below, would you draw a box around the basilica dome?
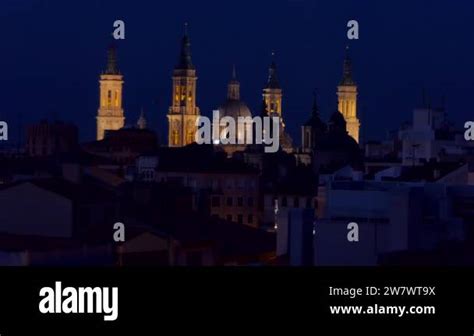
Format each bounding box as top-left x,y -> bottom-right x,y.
218,66 -> 252,120
219,99 -> 252,119
215,66 -> 254,157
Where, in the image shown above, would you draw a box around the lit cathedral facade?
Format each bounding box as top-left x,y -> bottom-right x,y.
94,29 -> 359,152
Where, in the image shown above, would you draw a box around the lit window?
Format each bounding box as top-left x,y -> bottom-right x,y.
186,131 -> 194,144
175,86 -> 180,103
172,130 -> 179,145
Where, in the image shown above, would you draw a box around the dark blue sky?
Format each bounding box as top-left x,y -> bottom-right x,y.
0,0 -> 473,145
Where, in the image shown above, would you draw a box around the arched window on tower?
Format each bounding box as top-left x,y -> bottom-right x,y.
107,90 -> 112,107
175,86 -> 180,103
186,130 -> 194,144
172,130 -> 179,146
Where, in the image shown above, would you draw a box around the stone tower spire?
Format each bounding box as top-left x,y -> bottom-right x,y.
137,108 -> 147,130
263,52 -> 283,117
96,44 -> 125,140
227,65 -> 240,100
337,46 -> 360,143
167,23 -> 200,147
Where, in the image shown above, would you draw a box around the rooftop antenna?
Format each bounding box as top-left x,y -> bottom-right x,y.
312,88 -> 320,117
421,88 -> 426,107
441,94 -> 446,109
17,112 -> 23,154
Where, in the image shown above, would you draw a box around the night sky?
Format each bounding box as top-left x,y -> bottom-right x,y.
0,0 -> 473,145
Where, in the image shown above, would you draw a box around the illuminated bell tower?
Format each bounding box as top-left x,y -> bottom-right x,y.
167,24 -> 200,147
263,53 -> 283,118
262,53 -> 293,153
337,46 -> 360,143
96,44 -> 125,141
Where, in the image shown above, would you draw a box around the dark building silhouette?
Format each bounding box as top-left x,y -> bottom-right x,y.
26,120 -> 78,157
302,92 -> 327,153
313,109 -> 362,172
83,128 -> 158,164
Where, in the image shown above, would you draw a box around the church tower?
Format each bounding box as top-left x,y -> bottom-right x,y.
302,91 -> 327,153
263,53 -> 283,118
137,108 -> 147,130
228,65 -> 240,100
337,46 -> 360,143
167,24 -> 200,147
262,53 -> 293,153
96,44 -> 125,141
